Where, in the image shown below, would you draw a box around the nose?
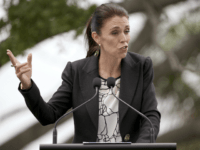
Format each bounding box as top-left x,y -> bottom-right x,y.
120,32 -> 128,43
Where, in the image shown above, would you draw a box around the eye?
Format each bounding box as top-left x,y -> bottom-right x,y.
112,31 -> 118,35
111,30 -> 130,35
125,30 -> 130,33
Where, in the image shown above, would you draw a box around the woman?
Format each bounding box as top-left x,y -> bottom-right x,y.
7,3 -> 161,143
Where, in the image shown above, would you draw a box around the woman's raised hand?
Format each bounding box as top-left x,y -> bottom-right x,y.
7,49 -> 32,89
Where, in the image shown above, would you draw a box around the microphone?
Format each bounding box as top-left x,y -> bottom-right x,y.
53,77 -> 101,144
107,77 -> 155,143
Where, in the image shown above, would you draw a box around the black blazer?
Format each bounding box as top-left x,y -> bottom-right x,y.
19,52 -> 161,143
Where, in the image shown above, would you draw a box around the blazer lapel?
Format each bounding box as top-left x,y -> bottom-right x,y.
79,53 -> 140,130
119,53 -> 140,126
79,56 -> 99,130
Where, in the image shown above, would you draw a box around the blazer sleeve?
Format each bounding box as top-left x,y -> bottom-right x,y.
136,57 -> 161,143
18,61 -> 73,126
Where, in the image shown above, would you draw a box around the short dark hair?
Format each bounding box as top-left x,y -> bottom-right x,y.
85,3 -> 129,57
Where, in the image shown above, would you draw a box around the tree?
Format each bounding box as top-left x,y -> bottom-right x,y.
1,0 -> 200,149
0,0 -> 96,149
0,0 -> 96,67
117,0 -> 200,149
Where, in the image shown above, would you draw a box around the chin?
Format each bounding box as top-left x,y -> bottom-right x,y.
109,52 -> 127,60
119,52 -> 127,59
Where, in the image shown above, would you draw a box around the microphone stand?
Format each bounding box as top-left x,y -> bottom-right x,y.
53,87 -> 99,144
110,87 -> 155,143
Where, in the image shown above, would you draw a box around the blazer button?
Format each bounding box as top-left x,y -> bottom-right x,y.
124,134 -> 130,141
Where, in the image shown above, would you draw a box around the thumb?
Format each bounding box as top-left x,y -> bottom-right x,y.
27,53 -> 32,67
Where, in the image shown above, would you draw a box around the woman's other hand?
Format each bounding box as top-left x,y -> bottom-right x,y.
7,49 -> 32,90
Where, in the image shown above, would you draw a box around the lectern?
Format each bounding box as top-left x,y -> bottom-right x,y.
40,143 -> 176,150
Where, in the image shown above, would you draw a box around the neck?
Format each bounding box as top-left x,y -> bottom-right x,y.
98,52 -> 122,79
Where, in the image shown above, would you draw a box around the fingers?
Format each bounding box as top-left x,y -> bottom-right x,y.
15,62 -> 28,73
16,68 -> 31,79
7,50 -> 32,69
7,49 -> 16,66
7,50 -> 32,82
6,49 -> 20,65
27,53 -> 32,68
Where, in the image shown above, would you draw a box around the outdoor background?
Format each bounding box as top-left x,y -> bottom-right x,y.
0,0 -> 200,149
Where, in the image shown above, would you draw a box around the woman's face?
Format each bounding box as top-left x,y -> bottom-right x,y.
92,15 -> 130,59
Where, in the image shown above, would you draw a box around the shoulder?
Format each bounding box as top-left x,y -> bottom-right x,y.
63,56 -> 97,74
65,56 -> 91,69
61,56 -> 92,79
127,52 -> 152,66
70,56 -> 90,68
126,53 -> 154,82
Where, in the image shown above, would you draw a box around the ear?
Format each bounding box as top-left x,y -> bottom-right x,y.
91,31 -> 100,45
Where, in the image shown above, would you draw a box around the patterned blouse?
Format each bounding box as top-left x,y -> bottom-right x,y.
97,77 -> 122,142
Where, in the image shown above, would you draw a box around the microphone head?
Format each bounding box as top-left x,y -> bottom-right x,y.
93,77 -> 101,89
107,77 -> 115,88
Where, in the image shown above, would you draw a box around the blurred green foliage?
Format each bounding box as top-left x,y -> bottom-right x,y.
0,0 -> 96,67
178,138 -> 200,149
156,12 -> 200,113
160,15 -> 200,51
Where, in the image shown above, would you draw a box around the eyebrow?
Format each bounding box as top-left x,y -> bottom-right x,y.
110,25 -> 130,30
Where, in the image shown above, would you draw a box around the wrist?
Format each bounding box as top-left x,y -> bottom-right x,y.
20,83 -> 24,90
20,80 -> 32,90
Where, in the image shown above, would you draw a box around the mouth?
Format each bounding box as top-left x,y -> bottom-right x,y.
120,46 -> 128,51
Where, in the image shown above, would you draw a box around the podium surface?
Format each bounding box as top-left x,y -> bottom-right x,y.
40,143 -> 176,150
